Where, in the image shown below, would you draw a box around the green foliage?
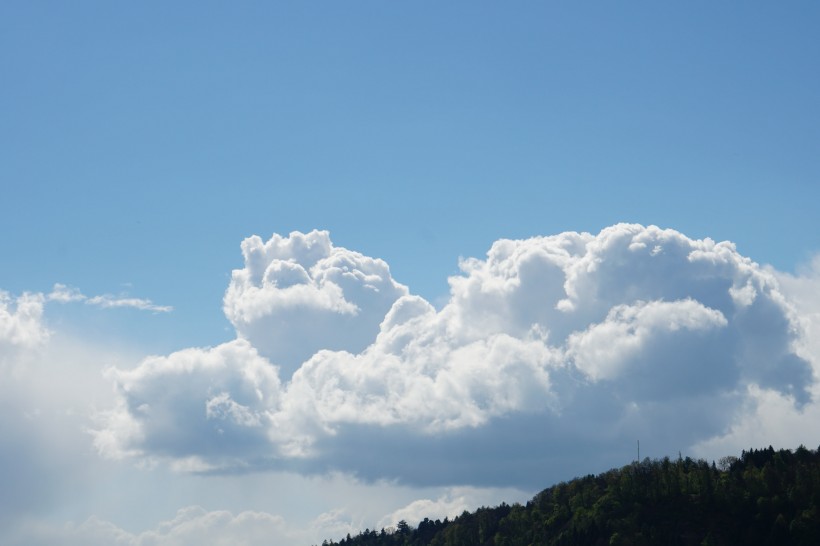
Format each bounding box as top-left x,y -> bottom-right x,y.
320,445 -> 820,546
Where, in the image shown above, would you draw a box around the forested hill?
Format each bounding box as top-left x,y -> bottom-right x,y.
321,445 -> 820,546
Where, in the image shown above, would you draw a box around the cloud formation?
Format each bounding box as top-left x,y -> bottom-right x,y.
96,225 -> 818,486
0,297 -> 96,530
223,230 -> 407,376
8,505 -> 354,546
48,284 -> 172,313
94,340 -> 281,466
377,489 -> 479,530
0,284 -> 169,531
0,291 -> 49,370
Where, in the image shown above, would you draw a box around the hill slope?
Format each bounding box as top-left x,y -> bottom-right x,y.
322,445 -> 820,546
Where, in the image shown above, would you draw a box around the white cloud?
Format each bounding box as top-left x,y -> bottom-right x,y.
690,253 -> 820,458
7,505 -> 355,546
0,291 -> 49,370
47,284 -> 172,313
374,485 -> 532,531
92,339 -> 281,465
1,283 -> 533,546
5,228 -> 820,546
692,383 -> 820,461
2,473 -> 532,546
95,225 -> 818,485
223,230 -> 407,376
376,490 -> 472,529
47,284 -> 86,304
566,299 -> 728,381
378,497 -> 469,530
0,292 -> 56,528
772,255 -> 820,379
0,315 -> 127,531
85,295 -> 172,313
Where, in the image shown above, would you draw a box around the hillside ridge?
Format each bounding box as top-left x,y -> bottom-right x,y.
321,445 -> 820,546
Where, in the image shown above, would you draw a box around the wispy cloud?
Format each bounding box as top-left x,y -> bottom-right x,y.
47,284 -> 172,313
46,284 -> 85,304
85,295 -> 172,313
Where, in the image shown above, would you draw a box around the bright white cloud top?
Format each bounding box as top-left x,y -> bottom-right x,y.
90,224 -> 818,486
224,230 -> 408,376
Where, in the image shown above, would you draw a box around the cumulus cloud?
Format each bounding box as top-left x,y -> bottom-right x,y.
95,225 -> 818,486
223,230 -> 407,376
374,486 -> 522,530
692,383 -> 820,460
772,255 -> 820,378
690,254 -> 820,460
93,339 -> 281,466
0,291 -> 49,371
48,284 -> 172,313
566,299 -> 728,383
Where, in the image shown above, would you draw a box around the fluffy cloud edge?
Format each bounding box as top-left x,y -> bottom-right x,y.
91,225 -> 820,486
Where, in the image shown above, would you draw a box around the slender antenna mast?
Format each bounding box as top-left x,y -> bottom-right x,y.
637,439 -> 640,462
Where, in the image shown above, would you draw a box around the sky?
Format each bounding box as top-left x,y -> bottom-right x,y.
1,2 -> 820,545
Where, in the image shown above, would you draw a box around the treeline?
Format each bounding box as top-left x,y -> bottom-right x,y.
321,445 -> 820,546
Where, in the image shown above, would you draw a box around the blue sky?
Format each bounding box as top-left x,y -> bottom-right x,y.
4,1 -> 819,350
2,2 -> 820,545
